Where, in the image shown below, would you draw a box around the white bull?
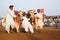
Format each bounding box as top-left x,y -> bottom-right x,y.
35,13 -> 44,29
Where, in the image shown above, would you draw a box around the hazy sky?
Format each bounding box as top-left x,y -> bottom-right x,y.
0,0 -> 60,17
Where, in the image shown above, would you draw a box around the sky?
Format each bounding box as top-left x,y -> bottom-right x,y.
0,0 -> 60,18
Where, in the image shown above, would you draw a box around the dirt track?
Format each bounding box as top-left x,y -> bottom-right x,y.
0,26 -> 60,40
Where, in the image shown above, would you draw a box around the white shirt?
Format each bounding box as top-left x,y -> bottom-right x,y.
6,9 -> 16,24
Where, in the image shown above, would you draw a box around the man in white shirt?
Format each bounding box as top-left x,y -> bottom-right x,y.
22,16 -> 34,33
5,5 -> 16,33
19,11 -> 34,33
35,9 -> 44,29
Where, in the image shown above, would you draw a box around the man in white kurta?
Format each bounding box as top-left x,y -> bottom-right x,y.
22,16 -> 34,33
5,5 -> 16,33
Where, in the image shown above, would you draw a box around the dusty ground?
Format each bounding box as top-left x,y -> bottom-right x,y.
0,26 -> 60,40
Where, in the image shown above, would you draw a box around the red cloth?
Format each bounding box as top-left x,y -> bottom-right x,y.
39,9 -> 44,13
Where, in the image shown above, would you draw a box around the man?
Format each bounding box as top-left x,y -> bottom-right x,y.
18,11 -> 34,33
27,10 -> 35,28
35,9 -> 44,29
5,5 -> 16,33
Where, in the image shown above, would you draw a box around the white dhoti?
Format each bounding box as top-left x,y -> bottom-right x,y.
36,19 -> 44,29
5,9 -> 16,33
22,17 -> 34,33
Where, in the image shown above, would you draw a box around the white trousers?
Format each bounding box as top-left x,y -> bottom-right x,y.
35,19 -> 44,29
5,15 -> 15,33
22,21 -> 34,33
